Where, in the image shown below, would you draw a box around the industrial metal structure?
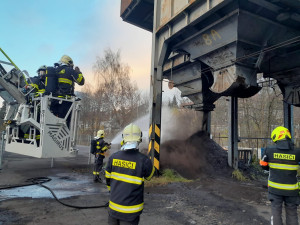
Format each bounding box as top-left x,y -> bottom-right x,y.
120,0 -> 300,170
0,48 -> 81,158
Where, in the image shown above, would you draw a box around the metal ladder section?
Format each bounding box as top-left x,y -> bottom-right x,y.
0,48 -> 33,104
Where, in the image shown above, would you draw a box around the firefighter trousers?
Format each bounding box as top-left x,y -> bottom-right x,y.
108,215 -> 140,225
93,155 -> 104,181
268,192 -> 299,225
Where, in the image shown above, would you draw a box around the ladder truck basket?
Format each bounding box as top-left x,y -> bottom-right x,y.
4,95 -> 81,158
0,48 -> 81,158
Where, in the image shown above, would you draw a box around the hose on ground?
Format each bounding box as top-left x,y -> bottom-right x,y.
0,176 -> 51,189
0,177 -> 109,209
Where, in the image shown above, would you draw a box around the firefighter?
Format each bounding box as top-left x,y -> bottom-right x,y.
25,65 -> 47,124
90,130 -> 111,182
30,65 -> 47,96
260,126 -> 300,225
51,55 -> 85,118
105,123 -> 155,225
55,55 -> 85,97
26,65 -> 47,101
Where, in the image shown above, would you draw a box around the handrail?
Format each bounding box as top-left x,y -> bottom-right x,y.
0,47 -> 28,85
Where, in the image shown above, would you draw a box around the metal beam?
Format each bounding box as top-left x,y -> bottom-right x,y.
248,0 -> 281,13
0,131 -> 5,169
148,0 -> 164,174
283,101 -> 294,141
228,96 -> 238,169
0,60 -> 13,66
202,111 -> 212,134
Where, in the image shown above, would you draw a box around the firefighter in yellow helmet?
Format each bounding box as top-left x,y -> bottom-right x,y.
56,55 -> 85,97
50,55 -> 85,118
90,130 -> 111,182
105,124 -> 155,225
260,126 -> 300,225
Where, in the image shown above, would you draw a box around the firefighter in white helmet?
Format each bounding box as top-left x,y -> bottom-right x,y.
29,65 -> 47,96
90,129 -> 111,182
105,123 -> 155,225
260,126 -> 300,225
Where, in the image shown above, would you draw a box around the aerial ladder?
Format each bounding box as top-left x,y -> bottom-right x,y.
0,48 -> 81,158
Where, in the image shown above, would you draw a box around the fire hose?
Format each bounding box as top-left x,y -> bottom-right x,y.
0,177 -> 108,209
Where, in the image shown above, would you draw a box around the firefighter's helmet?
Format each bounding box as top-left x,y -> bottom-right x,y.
37,65 -> 47,73
122,123 -> 142,143
97,130 -> 105,138
59,55 -> 74,67
271,126 -> 291,142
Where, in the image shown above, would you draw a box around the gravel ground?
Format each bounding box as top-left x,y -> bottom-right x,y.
0,141 -> 274,225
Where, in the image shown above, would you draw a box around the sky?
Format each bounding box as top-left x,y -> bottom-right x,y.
0,0 -> 153,91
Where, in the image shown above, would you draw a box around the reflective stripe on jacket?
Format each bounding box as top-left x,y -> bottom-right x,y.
105,149 -> 155,221
91,138 -> 109,156
260,140 -> 300,196
30,76 -> 46,96
56,65 -> 84,96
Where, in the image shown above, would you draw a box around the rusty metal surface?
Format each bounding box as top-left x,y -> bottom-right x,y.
120,0 -> 154,31
120,0 -> 133,16
121,0 -> 300,106
157,0 -> 223,31
211,67 -> 236,93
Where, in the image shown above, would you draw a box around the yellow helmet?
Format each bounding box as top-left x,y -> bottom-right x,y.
122,123 -> 142,143
60,55 -> 74,66
97,130 -> 105,138
271,126 -> 291,142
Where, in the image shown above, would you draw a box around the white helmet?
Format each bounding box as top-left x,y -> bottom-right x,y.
121,123 -> 142,150
96,130 -> 105,138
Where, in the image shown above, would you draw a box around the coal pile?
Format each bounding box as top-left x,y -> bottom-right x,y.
160,131 -> 230,179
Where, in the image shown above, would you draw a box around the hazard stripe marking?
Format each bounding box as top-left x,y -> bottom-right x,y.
154,158 -> 159,170
155,124 -> 160,137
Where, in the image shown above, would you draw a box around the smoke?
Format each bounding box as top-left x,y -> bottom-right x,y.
110,106 -> 203,148
160,107 -> 229,179
161,107 -> 203,142
110,114 -> 150,154
109,107 -> 229,179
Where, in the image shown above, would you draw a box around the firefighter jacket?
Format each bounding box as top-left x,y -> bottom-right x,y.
30,75 -> 45,96
105,149 -> 155,222
90,138 -> 110,157
55,65 -> 84,97
260,139 -> 300,196
44,66 -> 57,95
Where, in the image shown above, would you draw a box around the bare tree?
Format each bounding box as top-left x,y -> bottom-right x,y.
77,48 -> 149,143
93,48 -> 141,131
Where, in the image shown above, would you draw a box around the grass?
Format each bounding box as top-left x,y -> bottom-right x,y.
145,169 -> 191,187
232,169 -> 248,181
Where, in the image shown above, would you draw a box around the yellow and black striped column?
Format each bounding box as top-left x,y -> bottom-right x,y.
148,123 -> 160,173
